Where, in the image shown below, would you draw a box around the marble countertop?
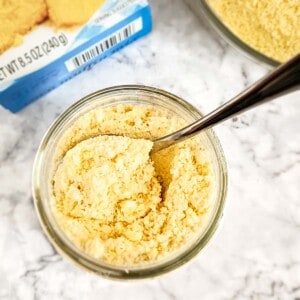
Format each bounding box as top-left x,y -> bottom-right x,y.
0,0 -> 299,299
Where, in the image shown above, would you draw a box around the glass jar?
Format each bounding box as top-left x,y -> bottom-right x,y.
186,0 -> 279,68
32,85 -> 227,279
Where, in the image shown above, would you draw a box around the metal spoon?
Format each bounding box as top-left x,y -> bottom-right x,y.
152,54 -> 300,153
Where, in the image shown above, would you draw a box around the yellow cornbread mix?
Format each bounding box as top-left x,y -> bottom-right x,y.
50,104 -> 213,266
208,0 -> 300,62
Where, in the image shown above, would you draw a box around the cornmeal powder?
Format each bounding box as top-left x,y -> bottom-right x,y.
208,0 -> 300,62
51,105 -> 213,266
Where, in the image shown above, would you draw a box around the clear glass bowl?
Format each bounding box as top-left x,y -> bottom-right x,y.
32,85 -> 228,279
194,0 -> 280,68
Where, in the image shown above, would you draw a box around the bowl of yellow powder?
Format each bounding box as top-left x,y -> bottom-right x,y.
196,0 -> 300,66
32,85 -> 227,279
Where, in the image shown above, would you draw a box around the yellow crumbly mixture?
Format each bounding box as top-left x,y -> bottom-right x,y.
208,0 -> 300,62
51,105 -> 213,266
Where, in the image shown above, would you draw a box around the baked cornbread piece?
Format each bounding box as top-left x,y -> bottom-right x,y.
0,0 -> 48,54
46,0 -> 105,27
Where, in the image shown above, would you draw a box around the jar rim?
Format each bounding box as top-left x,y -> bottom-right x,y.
32,85 -> 228,280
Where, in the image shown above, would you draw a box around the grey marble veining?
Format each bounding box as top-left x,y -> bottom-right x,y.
0,0 -> 299,299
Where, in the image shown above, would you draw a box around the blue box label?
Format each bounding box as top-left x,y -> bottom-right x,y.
0,1 -> 152,112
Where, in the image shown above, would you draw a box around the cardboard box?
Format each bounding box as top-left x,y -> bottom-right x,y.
0,0 -> 152,112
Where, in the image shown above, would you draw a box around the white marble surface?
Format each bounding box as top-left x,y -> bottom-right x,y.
0,0 -> 300,299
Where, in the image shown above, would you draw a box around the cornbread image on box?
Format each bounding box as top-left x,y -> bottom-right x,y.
0,0 -> 152,112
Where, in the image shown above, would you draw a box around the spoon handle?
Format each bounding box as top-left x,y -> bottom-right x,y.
153,54 -> 300,152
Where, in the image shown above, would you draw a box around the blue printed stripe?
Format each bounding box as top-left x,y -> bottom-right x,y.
0,5 -> 152,112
